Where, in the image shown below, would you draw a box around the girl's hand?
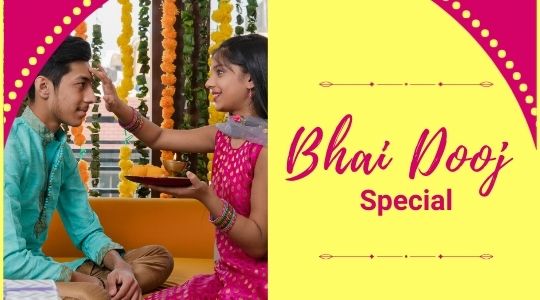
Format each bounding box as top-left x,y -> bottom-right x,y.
89,66 -> 122,113
147,171 -> 214,204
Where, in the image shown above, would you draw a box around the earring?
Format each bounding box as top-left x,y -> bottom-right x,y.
248,89 -> 253,99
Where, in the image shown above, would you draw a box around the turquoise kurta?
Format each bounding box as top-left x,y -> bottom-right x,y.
4,108 -> 123,281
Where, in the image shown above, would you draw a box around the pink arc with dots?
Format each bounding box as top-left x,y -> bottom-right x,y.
3,0 -> 108,143
2,0 -> 537,147
433,0 -> 537,147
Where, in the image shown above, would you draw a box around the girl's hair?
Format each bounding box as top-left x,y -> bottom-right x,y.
214,34 -> 268,119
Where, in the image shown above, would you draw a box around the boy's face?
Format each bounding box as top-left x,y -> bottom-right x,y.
47,61 -> 96,127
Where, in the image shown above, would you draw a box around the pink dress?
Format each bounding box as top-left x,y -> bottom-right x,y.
146,131 -> 267,299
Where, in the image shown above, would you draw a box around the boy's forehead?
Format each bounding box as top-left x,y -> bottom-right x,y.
63,61 -> 92,79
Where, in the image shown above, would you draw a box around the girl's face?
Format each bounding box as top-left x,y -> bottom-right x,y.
205,56 -> 255,116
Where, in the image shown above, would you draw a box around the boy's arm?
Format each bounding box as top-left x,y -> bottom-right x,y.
4,135 -> 73,281
57,145 -> 124,265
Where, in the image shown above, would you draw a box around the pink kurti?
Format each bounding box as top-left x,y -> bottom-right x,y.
146,131 -> 267,299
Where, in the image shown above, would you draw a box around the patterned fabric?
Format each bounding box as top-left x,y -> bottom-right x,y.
146,130 -> 267,299
3,108 -> 123,281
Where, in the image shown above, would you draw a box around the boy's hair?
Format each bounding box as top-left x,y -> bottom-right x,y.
27,36 -> 91,101
214,34 -> 268,119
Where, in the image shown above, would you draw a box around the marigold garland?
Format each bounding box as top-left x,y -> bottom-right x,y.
207,0 -> 233,179
116,0 -> 135,103
116,0 -> 136,197
160,0 -> 179,173
78,159 -> 90,190
75,22 -> 88,40
118,145 -> 137,197
71,126 -> 90,190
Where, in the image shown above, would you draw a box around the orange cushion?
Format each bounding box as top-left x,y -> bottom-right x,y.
43,198 -> 215,259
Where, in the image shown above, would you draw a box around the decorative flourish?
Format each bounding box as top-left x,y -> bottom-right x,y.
319,81 -> 494,88
118,144 -> 137,197
88,24 -> 103,197
319,253 -> 493,260
134,0 -> 151,198
246,0 -> 257,33
116,0 -> 134,103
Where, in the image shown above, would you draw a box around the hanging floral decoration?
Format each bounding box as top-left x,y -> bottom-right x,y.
193,0 -> 210,181
116,0 -> 135,103
160,0 -> 179,165
246,0 -> 258,33
115,0 -> 136,197
234,0 -> 244,35
75,22 -> 88,40
78,160 -> 90,190
72,126 -> 90,190
88,24 -> 104,197
207,0 -> 233,180
118,144 -> 137,197
134,0 -> 152,198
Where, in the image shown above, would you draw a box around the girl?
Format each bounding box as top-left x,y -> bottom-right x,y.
92,34 -> 268,299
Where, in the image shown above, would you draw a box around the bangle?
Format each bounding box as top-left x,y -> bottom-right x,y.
119,107 -> 137,128
221,208 -> 237,233
209,200 -> 237,233
210,200 -> 229,227
120,107 -> 145,133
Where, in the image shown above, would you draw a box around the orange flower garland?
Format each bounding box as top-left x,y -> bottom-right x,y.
160,0 -> 178,165
207,0 -> 233,180
78,160 -> 90,190
71,126 -> 90,190
75,22 -> 88,40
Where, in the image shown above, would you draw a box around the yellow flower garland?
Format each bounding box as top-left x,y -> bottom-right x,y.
207,0 -> 233,180
116,0 -> 134,103
118,145 -> 137,197
116,0 -> 136,197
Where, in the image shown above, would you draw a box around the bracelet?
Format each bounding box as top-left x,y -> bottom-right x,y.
221,208 -> 237,233
120,107 -> 145,133
119,107 -> 137,128
209,200 -> 237,233
209,200 -> 230,227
